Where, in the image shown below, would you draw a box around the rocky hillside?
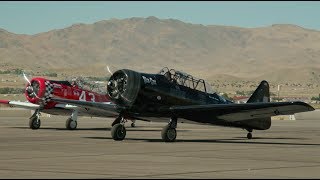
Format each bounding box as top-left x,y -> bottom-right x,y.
1,16 -> 320,83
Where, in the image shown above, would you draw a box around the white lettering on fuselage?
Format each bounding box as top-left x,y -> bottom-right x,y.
142,76 -> 157,85
88,92 -> 95,102
79,91 -> 86,101
79,91 -> 95,102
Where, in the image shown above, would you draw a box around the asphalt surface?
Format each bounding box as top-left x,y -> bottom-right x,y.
0,111 -> 319,178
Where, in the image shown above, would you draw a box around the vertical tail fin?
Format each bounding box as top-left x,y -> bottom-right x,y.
243,80 -> 272,130
247,80 -> 270,103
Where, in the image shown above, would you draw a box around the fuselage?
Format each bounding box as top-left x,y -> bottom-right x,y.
129,72 -> 232,115
107,69 -> 271,130
25,77 -> 111,109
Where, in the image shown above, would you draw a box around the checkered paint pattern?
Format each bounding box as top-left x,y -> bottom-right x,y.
42,81 -> 54,105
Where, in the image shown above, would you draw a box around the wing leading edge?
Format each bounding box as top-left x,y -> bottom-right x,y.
51,98 -> 120,115
0,99 -> 40,110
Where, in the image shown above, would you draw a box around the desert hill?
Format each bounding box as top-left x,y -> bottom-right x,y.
1,16 -> 320,84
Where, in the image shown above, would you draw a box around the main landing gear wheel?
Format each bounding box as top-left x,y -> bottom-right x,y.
161,125 -> 177,142
29,117 -> 41,130
247,132 -> 253,139
111,124 -> 126,141
66,118 -> 77,130
131,123 -> 135,127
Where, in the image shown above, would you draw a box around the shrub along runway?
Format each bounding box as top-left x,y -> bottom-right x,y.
0,112 -> 319,178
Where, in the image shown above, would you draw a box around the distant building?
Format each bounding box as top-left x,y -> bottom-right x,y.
233,96 -> 249,104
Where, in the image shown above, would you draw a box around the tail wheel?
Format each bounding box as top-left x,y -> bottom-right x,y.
29,117 -> 41,130
161,125 -> 177,142
111,124 -> 126,141
66,118 -> 77,130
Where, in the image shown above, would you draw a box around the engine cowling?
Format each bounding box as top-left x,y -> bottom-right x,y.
107,69 -> 141,108
25,78 -> 54,105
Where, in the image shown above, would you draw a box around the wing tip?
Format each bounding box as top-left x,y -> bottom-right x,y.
292,101 -> 315,111
0,100 -> 9,104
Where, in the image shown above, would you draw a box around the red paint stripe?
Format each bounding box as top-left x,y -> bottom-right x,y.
0,100 -> 10,104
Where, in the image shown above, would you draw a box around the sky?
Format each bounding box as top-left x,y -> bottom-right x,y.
0,1 -> 320,35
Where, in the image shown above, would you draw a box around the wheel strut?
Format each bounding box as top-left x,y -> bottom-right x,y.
29,109 -> 41,130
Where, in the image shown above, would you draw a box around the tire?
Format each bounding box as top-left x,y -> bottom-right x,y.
247,132 -> 253,139
131,123 -> 135,128
66,118 -> 77,130
111,124 -> 126,141
29,117 -> 41,130
161,125 -> 176,142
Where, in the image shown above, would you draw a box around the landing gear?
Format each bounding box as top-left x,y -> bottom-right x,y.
246,129 -> 253,139
130,120 -> 136,127
111,123 -> 126,141
29,110 -> 41,130
66,118 -> 77,130
66,110 -> 78,130
161,117 -> 177,142
111,117 -> 126,141
29,116 -> 41,130
161,125 -> 177,142
111,116 -> 121,127
112,117 -> 136,128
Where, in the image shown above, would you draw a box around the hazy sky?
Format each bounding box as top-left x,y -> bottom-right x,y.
0,1 -> 320,35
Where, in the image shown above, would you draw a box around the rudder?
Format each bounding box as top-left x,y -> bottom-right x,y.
247,80 -> 270,103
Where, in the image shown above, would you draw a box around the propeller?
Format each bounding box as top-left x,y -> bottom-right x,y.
105,66 -> 136,106
107,66 -> 113,75
107,71 -> 128,99
104,65 -> 121,76
23,73 -> 31,85
23,72 -> 40,99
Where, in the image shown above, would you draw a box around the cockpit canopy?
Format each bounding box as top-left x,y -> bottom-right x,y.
66,76 -> 108,94
158,67 -> 215,94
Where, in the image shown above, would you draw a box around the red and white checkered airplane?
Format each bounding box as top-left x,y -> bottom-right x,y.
0,75 -> 132,130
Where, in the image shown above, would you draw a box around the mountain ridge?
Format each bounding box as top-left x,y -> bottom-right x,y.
1,16 -> 320,83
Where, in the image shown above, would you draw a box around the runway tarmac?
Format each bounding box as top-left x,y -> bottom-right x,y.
0,114 -> 319,178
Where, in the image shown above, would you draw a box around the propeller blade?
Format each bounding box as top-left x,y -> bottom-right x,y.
107,66 -> 113,75
23,72 -> 31,85
23,72 -> 41,100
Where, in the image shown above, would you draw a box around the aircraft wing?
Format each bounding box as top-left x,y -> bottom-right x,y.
51,98 -> 121,115
0,98 -> 119,118
0,99 -> 78,110
0,99 -> 40,110
51,98 -> 314,122
170,101 -> 314,122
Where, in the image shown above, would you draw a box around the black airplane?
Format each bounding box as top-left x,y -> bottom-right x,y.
52,67 -> 315,142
